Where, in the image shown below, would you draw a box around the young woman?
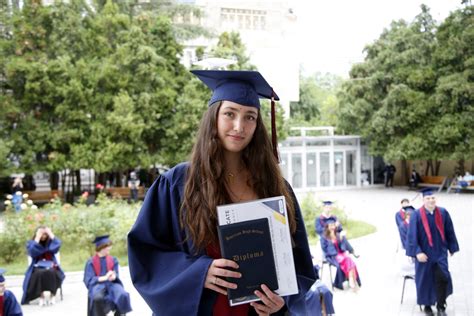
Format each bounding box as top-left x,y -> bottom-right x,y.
21,226 -> 64,306
83,235 -> 132,316
128,70 -> 316,315
321,221 -> 361,291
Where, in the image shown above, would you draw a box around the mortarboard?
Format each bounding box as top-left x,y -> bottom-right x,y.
191,70 -> 280,160
92,235 -> 111,248
420,188 -> 435,197
325,219 -> 336,225
323,201 -> 333,206
0,268 -> 6,282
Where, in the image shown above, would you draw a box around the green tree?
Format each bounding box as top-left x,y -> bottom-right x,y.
337,5 -> 451,175
210,31 -> 256,70
290,72 -> 343,126
431,5 -> 474,164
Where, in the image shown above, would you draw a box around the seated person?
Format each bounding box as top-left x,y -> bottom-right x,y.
84,235 -> 132,316
21,226 -> 64,306
0,268 -> 23,316
409,170 -> 422,188
321,220 -> 361,291
316,201 -> 358,258
395,198 -> 415,250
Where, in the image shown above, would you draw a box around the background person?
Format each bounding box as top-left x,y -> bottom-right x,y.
384,163 -> 396,187
396,198 -> 416,250
321,220 -> 361,291
84,235 -> 132,316
21,226 -> 64,306
127,172 -> 140,203
0,268 -> 23,316
406,188 -> 459,315
128,70 -> 316,315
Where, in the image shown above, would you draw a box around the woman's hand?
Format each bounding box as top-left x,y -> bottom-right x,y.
250,284 -> 285,315
44,227 -> 55,239
204,259 -> 241,295
35,228 -> 44,242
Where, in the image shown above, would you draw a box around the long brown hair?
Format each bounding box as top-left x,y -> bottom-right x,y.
181,102 -> 297,252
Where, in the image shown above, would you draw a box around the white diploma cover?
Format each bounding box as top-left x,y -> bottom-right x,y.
217,196 -> 299,306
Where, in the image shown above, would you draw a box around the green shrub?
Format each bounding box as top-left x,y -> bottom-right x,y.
0,194 -> 140,267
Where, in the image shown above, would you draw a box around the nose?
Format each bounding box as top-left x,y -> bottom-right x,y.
233,116 -> 244,133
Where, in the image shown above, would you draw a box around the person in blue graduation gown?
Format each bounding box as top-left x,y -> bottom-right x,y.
0,269 -> 23,316
321,220 -> 361,291
21,226 -> 64,305
128,70 -> 317,315
406,189 -> 459,316
396,198 -> 415,249
315,201 -> 343,237
84,235 -> 132,316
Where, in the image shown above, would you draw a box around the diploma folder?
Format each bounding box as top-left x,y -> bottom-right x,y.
217,218 -> 278,301
217,196 -> 299,306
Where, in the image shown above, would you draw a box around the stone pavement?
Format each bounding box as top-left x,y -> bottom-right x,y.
3,187 -> 473,315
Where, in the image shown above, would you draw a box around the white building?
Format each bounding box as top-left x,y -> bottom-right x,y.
279,127 -> 376,192
178,0 -> 300,117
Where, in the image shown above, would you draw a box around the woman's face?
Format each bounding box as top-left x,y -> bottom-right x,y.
40,233 -> 48,241
217,101 -> 258,154
327,223 -> 336,231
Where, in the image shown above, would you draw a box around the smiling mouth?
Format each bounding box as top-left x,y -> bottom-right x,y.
228,135 -> 244,140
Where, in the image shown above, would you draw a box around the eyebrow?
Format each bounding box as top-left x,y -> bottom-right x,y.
223,105 -> 258,116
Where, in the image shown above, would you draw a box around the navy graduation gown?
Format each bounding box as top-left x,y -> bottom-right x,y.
321,235 -> 361,290
128,162 -> 316,315
21,238 -> 65,304
406,207 -> 459,306
83,256 -> 132,315
2,290 -> 23,316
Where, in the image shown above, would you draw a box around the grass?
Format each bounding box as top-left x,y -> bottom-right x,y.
0,251 -> 129,276
307,219 -> 377,247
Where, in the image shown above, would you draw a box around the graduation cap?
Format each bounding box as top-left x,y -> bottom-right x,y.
420,188 -> 435,197
0,268 -> 6,282
191,70 -> 280,160
322,201 -> 333,206
92,235 -> 111,248
325,219 -> 337,225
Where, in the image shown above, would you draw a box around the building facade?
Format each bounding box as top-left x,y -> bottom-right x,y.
279,127 -> 375,192
179,0 -> 299,117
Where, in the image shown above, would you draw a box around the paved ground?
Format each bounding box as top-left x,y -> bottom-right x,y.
3,187 -> 473,315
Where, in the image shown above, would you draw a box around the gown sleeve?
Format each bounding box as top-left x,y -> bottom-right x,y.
26,238 -> 61,258
4,290 -> 23,316
443,210 -> 459,254
406,210 -> 421,258
283,186 -> 317,311
83,259 -> 99,289
127,172 -> 214,315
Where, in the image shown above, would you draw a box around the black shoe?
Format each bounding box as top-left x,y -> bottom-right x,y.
437,303 -> 447,315
424,306 -> 434,315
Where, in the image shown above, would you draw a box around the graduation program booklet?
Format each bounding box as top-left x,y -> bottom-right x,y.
217,218 -> 278,301
217,196 -> 298,306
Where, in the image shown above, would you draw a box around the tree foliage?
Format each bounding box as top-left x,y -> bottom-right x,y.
337,5 -> 473,169
0,0 -> 194,176
289,72 -> 342,126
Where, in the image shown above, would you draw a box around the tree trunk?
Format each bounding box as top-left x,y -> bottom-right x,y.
425,160 -> 432,176
434,160 -> 441,176
401,159 -> 409,185
49,172 -> 59,190
75,170 -> 81,193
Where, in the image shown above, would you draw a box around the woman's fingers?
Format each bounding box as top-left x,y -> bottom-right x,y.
251,284 -> 284,315
213,258 -> 239,269
213,267 -> 241,279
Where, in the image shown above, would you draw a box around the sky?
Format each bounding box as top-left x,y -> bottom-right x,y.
294,0 -> 464,77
